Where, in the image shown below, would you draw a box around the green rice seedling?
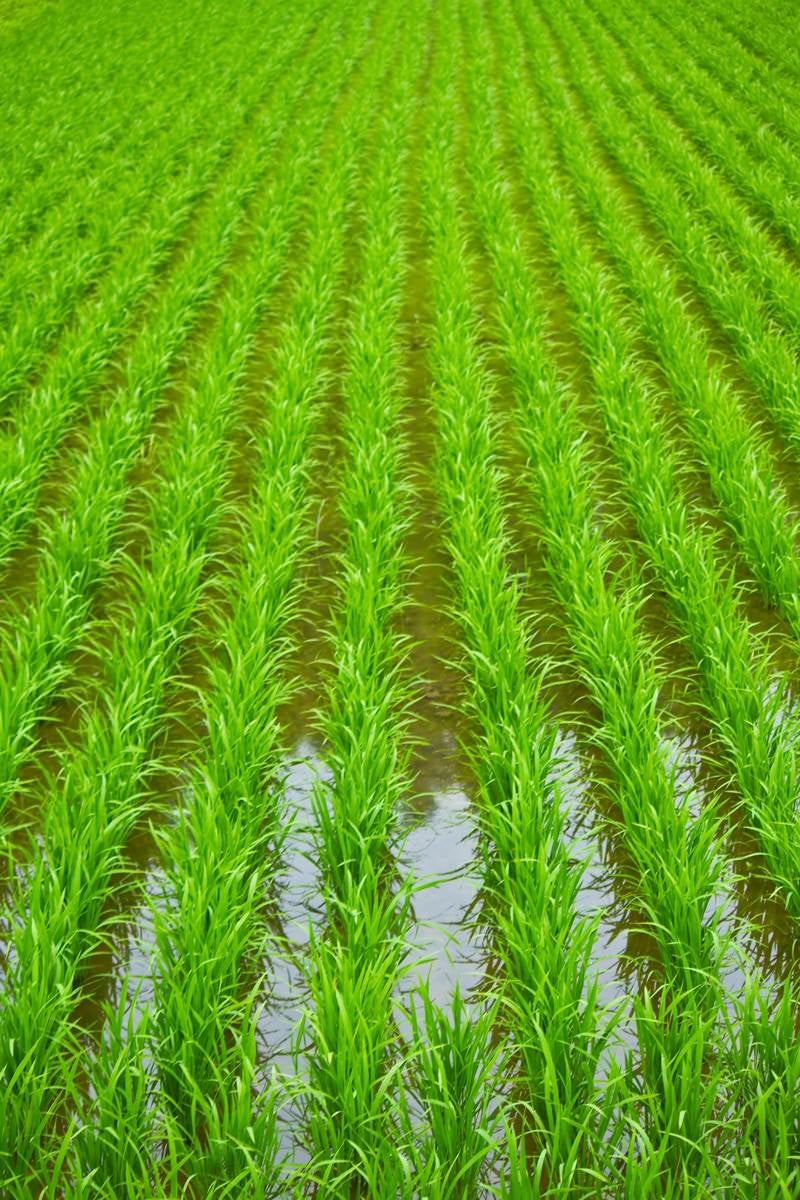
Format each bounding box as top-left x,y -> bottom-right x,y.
406,987 -> 504,1198
0,183 -> 210,568
539,0 -> 800,478
709,0 -> 800,77
0,0 -> 360,857
70,991 -> 284,1199
293,14 -> 430,1190
297,890 -> 418,1195
722,974 -> 800,1191
524,3 -> 800,634
4,0 -> 800,1190
141,9 -> 399,1190
66,980 -> 157,1195
417,5 -> 619,1190
685,0 -> 784,66
0,14 -> 383,1172
0,435 -> 213,1176
0,142 -> 196,387
462,4 -> 740,1188
626,986 -> 733,1196
0,13 -> 148,217
589,0 -> 800,256
710,0 -> 800,77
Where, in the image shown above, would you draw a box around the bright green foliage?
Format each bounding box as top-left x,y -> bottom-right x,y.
294,10 -> 426,1190
1,0 -> 799,1194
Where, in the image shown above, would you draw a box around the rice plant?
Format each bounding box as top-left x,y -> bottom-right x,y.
291,12 -> 428,1192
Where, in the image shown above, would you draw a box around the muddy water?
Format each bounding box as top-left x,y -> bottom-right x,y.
256,737 -> 481,1018
548,730 -> 642,1043
399,267 -> 484,998
249,740 -> 330,1079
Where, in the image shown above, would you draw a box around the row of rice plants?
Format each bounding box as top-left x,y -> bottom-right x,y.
292,13 -> 432,1195
502,0 -> 800,936
0,0 -> 215,229
0,1 -> 183,175
62,11 -> 402,1192
0,54 -> 311,571
0,168 -> 201,564
528,3 -> 800,635
0,0 -> 296,270
492,1 -> 800,1187
593,0 -> 800,257
583,0 -> 800,376
0,5 -> 389,1188
672,0 -> 800,135
573,0 -> 800,342
420,3 -> 614,1192
550,1 -> 800,478
462,3 -> 743,1191
723,0 -> 800,73
0,0 -> 351,862
0,0 -> 313,409
0,0 -> 330,456
142,10 -> 409,1196
707,0 -> 800,82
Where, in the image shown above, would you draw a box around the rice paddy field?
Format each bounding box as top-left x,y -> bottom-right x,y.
4,0 -> 800,1194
